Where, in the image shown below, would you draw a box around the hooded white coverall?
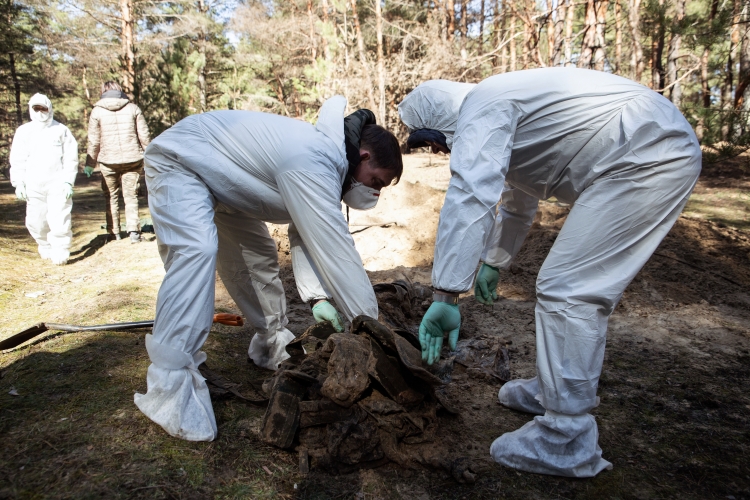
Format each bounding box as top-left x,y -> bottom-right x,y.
399,68 -> 701,477
9,94 -> 79,263
135,96 -> 378,441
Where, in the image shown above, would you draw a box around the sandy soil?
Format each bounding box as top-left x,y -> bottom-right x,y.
1,154 -> 750,499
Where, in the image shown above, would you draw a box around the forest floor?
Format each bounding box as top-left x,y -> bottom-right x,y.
1,153 -> 749,499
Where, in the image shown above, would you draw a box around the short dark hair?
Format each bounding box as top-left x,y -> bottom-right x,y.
101,81 -> 122,93
360,124 -> 404,185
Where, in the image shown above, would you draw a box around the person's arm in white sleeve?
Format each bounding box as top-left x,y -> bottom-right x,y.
61,126 -> 79,186
432,97 -> 521,293
9,127 -> 30,188
288,222 -> 332,303
276,170 -> 378,322
481,183 -> 539,270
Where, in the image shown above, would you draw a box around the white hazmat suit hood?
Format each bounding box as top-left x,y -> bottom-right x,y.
398,80 -> 475,149
28,93 -> 54,127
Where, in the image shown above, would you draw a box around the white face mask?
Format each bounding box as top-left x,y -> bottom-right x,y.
343,179 -> 380,210
31,110 -> 51,122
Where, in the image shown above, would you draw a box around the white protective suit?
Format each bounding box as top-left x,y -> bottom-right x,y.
9,94 -> 78,263
399,68 -> 701,477
135,96 -> 379,441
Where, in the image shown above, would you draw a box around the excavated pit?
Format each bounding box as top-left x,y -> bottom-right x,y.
257,280 -> 511,482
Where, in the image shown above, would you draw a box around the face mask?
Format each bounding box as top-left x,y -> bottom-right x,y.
31,110 -> 51,123
343,179 -> 380,210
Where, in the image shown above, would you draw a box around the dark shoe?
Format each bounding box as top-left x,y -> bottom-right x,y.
130,231 -> 142,243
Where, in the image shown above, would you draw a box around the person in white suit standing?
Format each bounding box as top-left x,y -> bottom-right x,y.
399,68 -> 701,477
10,93 -> 79,265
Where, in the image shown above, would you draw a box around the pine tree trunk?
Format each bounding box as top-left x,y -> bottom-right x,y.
628,0 -> 644,82
197,0 -> 208,112
510,8 -> 517,71
321,0 -> 331,61
479,0 -> 486,55
9,52 -> 22,127
120,0 -> 135,95
666,0 -> 685,106
651,0 -> 665,91
447,0 -> 455,40
350,0 -> 377,111
593,0 -> 608,70
579,0 -> 596,68
564,0 -> 574,66
615,0 -> 622,73
460,0 -> 467,49
375,0 -> 386,126
307,0 -> 318,64
546,0 -> 555,66
736,4 -> 750,112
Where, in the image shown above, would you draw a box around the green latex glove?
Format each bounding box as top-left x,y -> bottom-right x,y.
83,166 -> 94,177
62,183 -> 74,200
474,263 -> 500,305
311,300 -> 344,332
419,301 -> 461,365
15,183 -> 27,201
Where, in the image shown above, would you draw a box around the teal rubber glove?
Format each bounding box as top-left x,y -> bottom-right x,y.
474,263 -> 500,305
15,183 -> 27,201
83,166 -> 94,177
419,301 -> 460,365
62,183 -> 74,200
311,300 -> 344,332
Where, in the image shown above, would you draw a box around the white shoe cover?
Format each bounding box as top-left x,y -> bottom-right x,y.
134,335 -> 217,441
49,248 -> 69,265
248,327 -> 295,370
38,246 -> 52,260
498,377 -> 545,415
490,411 -> 613,478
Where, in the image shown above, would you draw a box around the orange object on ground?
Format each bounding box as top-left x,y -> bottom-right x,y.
212,313 -> 244,326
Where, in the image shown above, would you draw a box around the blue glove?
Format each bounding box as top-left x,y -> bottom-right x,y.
15,183 -> 27,201
311,300 -> 344,332
474,263 -> 499,305
62,183 -> 74,200
418,301 -> 460,365
83,166 -> 94,177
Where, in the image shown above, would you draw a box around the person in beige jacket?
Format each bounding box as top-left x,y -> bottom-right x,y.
85,81 -> 150,242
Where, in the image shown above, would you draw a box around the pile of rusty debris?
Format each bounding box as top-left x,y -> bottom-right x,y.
259,281 -> 478,482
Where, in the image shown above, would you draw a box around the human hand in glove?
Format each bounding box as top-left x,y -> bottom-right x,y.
83,166 -> 94,177
474,263 -> 500,305
62,183 -> 73,199
15,183 -> 27,201
312,300 -> 344,332
419,301 -> 460,365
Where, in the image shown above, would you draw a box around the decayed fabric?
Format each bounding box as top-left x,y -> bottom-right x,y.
9,94 -> 79,264
135,96 -> 379,441
100,160 -> 143,233
399,68 -> 702,477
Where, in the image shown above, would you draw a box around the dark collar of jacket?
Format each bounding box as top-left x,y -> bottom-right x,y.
100,90 -> 129,100
343,109 -> 376,175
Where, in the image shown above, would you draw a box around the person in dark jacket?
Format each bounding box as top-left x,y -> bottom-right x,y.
85,81 -> 151,243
